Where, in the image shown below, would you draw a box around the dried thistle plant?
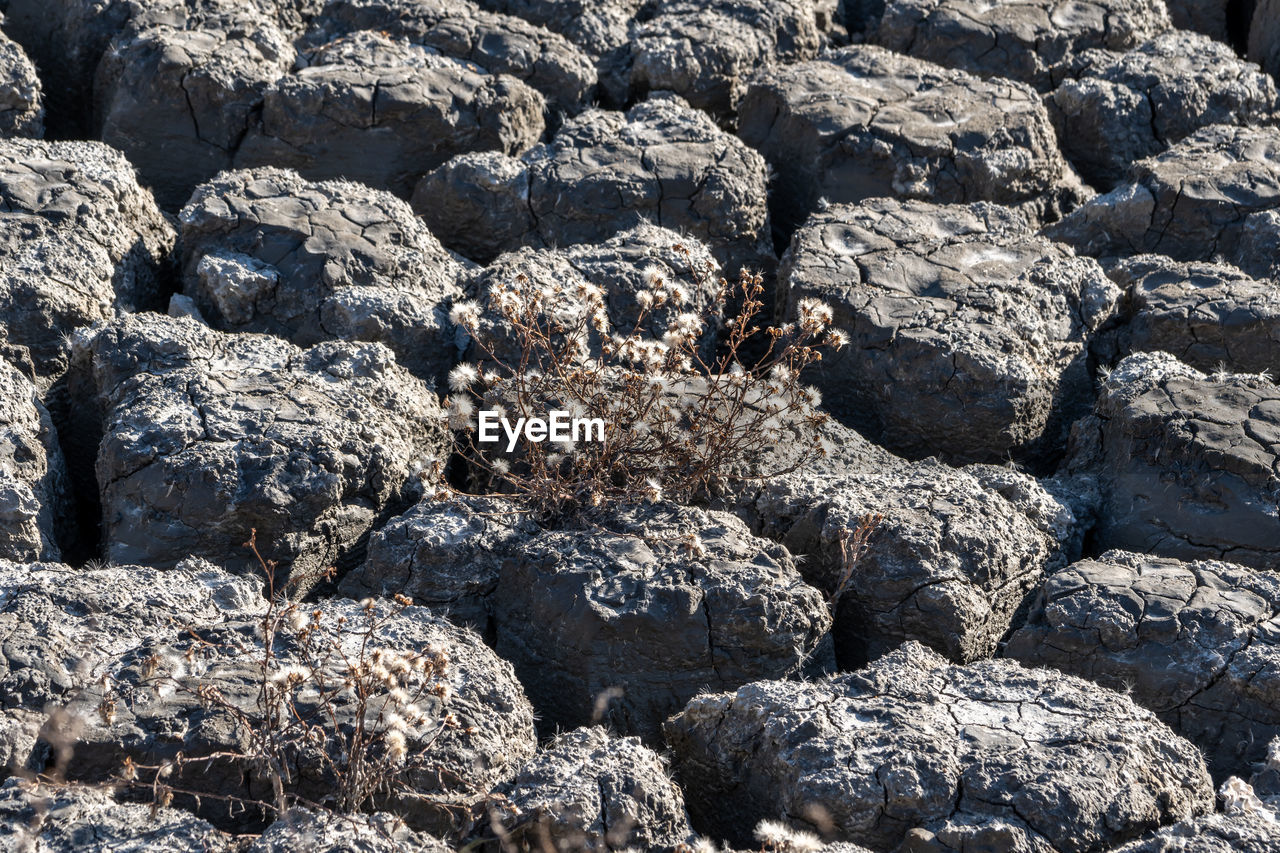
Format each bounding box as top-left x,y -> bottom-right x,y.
445,248 -> 848,518
87,531 -> 474,828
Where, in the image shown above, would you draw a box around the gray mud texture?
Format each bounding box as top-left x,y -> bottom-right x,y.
2,2 -> 1280,850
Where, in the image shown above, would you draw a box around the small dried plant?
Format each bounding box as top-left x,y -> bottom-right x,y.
753,818 -> 824,853
87,531 -> 474,827
444,248 -> 848,518
828,513 -> 883,613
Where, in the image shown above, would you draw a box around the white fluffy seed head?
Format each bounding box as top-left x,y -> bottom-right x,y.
786,830 -> 823,853
797,297 -> 833,332
384,729 -> 407,764
447,395 -> 475,429
269,665 -> 308,687
643,478 -> 663,503
447,363 -> 479,392
448,300 -> 482,330
754,820 -> 792,847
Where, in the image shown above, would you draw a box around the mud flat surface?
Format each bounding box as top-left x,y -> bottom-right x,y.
0,1 -> 1279,850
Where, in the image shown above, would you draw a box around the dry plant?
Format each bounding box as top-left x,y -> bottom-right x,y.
752,818 -> 825,852
828,513 -> 884,613
71,531 -> 475,830
444,248 -> 848,519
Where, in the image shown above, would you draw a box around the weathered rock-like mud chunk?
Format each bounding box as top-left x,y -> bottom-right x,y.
59,595 -> 535,834
1064,352 -> 1280,569
251,809 -> 452,852
491,726 -> 695,850
1159,0 -> 1232,41
0,23 -> 42,138
626,0 -> 824,122
0,563 -> 520,841
1104,255 -> 1280,376
0,139 -> 175,388
548,222 -> 722,337
472,0 -> 644,106
1160,0 -> 1280,78
1006,550 -> 1280,780
0,778 -> 233,852
235,32 -> 544,200
0,707 -> 41,776
0,361 -> 71,562
94,4 -> 297,209
179,167 -> 468,386
414,94 -> 773,272
92,0 -> 568,208
311,0 -> 597,114
1046,124 -> 1280,279
340,495 -> 536,633
1252,1 -> 1280,82
0,560 -> 261,714
738,45 -> 1090,244
780,198 -> 1118,466
0,778 -> 456,851
1048,32 -> 1278,191
664,641 -> 1214,852
476,0 -> 842,111
489,503 -> 830,743
2,0 -> 311,139
459,223 -> 723,368
874,0 -> 1171,93
736,420 -> 1071,667
1111,811 -> 1280,853
82,314 -> 450,582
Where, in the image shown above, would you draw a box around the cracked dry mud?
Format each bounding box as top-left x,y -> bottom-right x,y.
81,313 -> 451,584
665,641 -> 1214,852
1,0 -> 1280,850
1046,123 -> 1280,278
1007,550 -> 1280,781
778,197 -> 1118,466
738,43 -> 1091,245
874,0 -> 1173,93
416,92 -> 774,274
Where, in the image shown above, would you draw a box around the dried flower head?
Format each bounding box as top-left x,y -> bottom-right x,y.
384,729 -> 408,765
448,300 -> 482,330
754,820 -> 792,847
447,395 -> 475,430
448,363 -> 480,392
